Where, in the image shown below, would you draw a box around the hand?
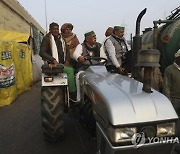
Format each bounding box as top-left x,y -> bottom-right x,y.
78,56 -> 86,63
64,61 -> 70,66
117,66 -> 125,75
53,59 -> 59,66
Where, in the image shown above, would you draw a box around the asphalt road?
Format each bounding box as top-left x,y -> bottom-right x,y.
0,82 -> 96,154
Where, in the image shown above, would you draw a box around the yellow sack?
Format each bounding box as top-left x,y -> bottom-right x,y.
13,43 -> 33,94
0,41 -> 17,107
24,45 -> 33,89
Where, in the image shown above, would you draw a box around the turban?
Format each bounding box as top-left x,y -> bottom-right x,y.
61,23 -> 73,33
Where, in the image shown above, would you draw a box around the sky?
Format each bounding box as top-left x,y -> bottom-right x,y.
17,0 -> 180,42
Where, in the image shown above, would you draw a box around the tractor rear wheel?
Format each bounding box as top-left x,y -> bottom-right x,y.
41,86 -> 64,142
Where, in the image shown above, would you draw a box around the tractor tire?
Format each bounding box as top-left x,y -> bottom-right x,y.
80,98 -> 96,137
41,86 -> 64,143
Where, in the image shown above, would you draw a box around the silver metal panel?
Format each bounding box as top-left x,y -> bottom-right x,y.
82,66 -> 178,125
42,73 -> 68,87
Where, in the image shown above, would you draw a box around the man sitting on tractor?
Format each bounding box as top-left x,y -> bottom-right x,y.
73,30 -> 105,101
39,22 -> 76,98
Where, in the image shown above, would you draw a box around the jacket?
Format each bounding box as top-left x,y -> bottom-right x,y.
39,33 -> 70,64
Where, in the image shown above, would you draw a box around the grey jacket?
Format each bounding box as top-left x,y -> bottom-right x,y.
104,35 -> 129,67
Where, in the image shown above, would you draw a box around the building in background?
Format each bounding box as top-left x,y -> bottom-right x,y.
0,0 -> 45,54
0,0 -> 46,107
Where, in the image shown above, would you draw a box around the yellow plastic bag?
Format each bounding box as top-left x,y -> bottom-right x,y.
0,41 -> 17,107
13,43 -> 33,94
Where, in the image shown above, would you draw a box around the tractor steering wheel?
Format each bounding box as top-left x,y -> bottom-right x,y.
84,56 -> 108,66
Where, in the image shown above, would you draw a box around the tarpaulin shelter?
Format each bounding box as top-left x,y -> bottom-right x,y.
0,29 -> 33,107
0,29 -> 30,42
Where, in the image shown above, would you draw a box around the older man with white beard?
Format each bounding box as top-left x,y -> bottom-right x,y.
73,31 -> 104,102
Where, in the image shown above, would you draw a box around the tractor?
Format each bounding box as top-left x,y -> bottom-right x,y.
40,7 -> 179,154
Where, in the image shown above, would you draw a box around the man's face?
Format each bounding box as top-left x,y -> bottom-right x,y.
86,34 -> 96,45
50,26 -> 59,37
115,29 -> 124,38
64,27 -> 72,35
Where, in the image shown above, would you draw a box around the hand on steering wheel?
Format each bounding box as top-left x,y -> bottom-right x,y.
84,56 -> 108,66
78,56 -> 86,63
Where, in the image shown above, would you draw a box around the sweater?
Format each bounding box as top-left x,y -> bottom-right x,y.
163,63 -> 180,99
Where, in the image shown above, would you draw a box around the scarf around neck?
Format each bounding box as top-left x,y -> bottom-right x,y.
111,34 -> 128,52
83,41 -> 101,52
50,34 -> 59,62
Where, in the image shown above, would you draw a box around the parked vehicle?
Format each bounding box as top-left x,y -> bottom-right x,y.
141,6 -> 180,72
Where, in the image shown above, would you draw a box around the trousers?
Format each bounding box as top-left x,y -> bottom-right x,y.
63,66 -> 76,93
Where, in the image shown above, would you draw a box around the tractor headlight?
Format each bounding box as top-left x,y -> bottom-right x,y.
44,77 -> 53,82
108,126 -> 137,143
157,122 -> 175,137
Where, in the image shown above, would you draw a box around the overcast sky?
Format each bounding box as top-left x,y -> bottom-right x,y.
17,0 -> 179,42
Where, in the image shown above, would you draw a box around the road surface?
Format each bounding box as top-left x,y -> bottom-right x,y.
0,82 -> 96,154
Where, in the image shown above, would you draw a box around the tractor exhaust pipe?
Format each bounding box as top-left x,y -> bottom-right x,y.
136,8 -> 147,35
132,8 -> 147,79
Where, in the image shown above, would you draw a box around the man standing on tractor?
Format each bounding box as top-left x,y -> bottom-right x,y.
103,25 -> 131,75
39,22 -> 76,97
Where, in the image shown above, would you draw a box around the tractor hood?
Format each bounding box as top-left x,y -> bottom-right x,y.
82,66 -> 178,126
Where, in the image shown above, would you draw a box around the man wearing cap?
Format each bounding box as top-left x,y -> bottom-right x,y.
104,25 -> 130,75
73,30 -> 104,69
73,31 -> 104,101
163,49 -> 180,137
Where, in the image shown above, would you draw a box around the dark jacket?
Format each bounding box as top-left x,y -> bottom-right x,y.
39,33 -> 70,64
